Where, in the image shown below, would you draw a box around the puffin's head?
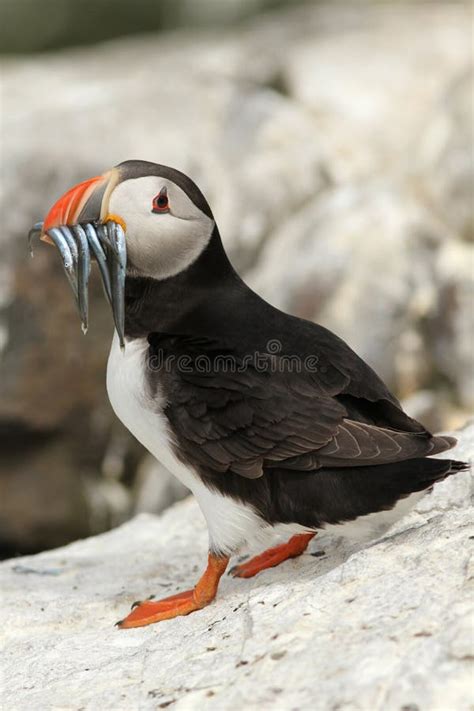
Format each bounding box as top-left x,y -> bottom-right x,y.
42,160 -> 215,280
34,160 -> 217,347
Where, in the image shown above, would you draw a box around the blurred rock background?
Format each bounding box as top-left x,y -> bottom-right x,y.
0,0 -> 472,557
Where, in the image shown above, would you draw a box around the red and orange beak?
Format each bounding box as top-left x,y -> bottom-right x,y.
30,167 -> 127,348
41,170 -> 114,244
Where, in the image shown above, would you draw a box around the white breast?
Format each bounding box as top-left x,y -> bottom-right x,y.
106,334 -> 265,555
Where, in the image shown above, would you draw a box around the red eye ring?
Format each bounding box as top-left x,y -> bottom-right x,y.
152,187 -> 169,213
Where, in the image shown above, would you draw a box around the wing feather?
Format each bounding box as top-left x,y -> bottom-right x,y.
150,334 -> 452,479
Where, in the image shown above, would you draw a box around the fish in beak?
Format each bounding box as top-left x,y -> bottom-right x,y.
29,170 -> 127,348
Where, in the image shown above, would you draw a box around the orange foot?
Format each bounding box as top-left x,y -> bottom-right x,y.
117,553 -> 229,629
230,532 -> 316,579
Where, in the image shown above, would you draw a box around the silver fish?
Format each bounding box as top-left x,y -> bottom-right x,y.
107,222 -> 126,350
84,223 -> 112,307
72,224 -> 91,334
33,220 -> 127,346
46,226 -> 78,301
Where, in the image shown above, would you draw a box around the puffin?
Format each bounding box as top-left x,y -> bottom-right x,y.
33,159 -> 467,629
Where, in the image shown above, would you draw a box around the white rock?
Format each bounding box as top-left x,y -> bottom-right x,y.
284,3 -> 471,180
2,423 -> 473,710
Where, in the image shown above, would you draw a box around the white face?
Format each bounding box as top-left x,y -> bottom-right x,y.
108,176 -> 215,280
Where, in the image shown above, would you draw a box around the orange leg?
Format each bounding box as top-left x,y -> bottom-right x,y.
117,553 -> 229,629
230,533 -> 316,579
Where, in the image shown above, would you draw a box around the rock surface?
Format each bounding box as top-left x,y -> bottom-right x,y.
2,423 -> 473,710
0,1 -> 472,553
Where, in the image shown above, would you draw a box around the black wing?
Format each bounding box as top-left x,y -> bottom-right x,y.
148,333 -> 454,480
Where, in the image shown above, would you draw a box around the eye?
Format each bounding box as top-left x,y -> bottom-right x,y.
152,187 -> 169,213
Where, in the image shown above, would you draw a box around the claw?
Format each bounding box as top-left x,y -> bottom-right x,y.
72,225 -> 91,334
84,223 -> 112,306
47,227 -> 78,301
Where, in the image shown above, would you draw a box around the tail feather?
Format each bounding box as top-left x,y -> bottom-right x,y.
273,457 -> 470,529
430,434 -> 458,455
